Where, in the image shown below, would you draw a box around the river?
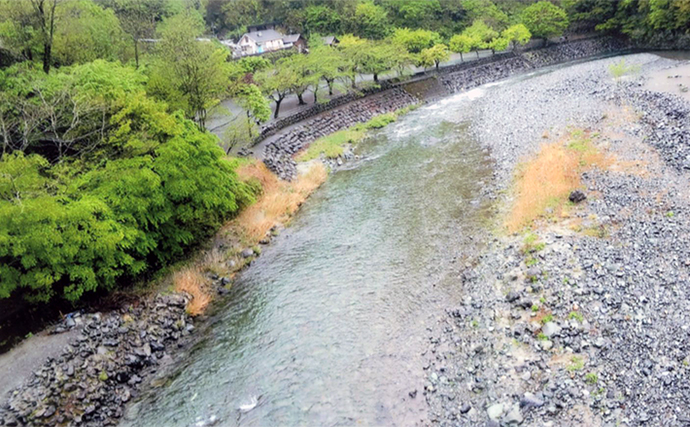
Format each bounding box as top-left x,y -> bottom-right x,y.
124,87 -> 495,427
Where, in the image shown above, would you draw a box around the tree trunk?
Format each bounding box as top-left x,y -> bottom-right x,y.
327,79 -> 334,95
435,61 -> 440,71
460,52 -> 463,62
351,74 -> 356,89
476,50 -> 479,59
274,98 -> 282,119
134,38 -> 140,69
373,73 -> 378,82
297,92 -> 306,105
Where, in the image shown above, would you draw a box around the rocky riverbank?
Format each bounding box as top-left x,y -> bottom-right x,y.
0,295 -> 194,426
423,53 -> 690,426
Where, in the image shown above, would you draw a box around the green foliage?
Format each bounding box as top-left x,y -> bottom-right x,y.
463,20 -> 499,50
52,0 -> 129,66
391,28 -> 441,53
0,60 -> 254,304
303,5 -> 341,35
148,11 -> 233,129
364,112 -> 397,129
567,356 -> 585,372
238,56 -> 271,74
296,128 -> 364,162
609,59 -> 640,79
569,311 -> 584,322
521,1 -> 569,40
351,2 -> 391,40
502,24 -> 531,50
541,314 -> 553,324
537,332 -> 548,341
418,43 -> 450,70
449,34 -> 475,55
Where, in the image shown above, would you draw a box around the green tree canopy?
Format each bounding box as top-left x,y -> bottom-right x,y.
418,43 -> 450,70
349,1 -> 391,40
391,28 -> 441,54
521,1 -> 569,41
501,23 -> 531,50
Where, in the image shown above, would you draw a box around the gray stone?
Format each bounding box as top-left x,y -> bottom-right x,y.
502,405 -> 523,425
487,403 -> 504,420
241,248 -> 255,258
542,322 -> 561,338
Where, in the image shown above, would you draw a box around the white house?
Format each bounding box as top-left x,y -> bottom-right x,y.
238,29 -> 285,55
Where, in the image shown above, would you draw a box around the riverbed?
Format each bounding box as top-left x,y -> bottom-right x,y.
124,89 -> 496,426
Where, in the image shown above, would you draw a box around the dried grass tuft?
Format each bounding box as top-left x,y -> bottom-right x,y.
173,268 -> 211,317
233,162 -> 327,240
506,132 -> 611,232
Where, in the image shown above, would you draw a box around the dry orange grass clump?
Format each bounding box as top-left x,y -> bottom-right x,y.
173,267 -> 211,317
233,161 -> 327,240
506,134 -> 610,233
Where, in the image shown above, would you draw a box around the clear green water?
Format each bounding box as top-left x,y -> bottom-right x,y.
125,89 -> 494,427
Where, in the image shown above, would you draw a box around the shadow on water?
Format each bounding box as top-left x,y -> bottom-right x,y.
124,88 -> 496,427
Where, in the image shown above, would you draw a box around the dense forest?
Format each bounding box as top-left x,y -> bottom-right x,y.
0,0 -> 688,306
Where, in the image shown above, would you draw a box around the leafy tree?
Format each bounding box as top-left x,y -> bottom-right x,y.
521,1 -> 569,43
419,43 -> 450,71
308,41 -> 344,96
449,33 -> 475,61
255,59 -> 296,118
391,27 -> 441,53
0,0 -> 41,62
303,4 -> 341,35
463,20 -> 499,57
102,0 -> 179,69
501,24 -> 531,51
148,11 -> 232,130
30,0 -> 59,73
349,1 -> 390,40
338,34 -> 368,89
360,40 -> 398,82
52,0 -> 128,66
382,0 -> 442,29
0,60 -> 255,304
463,0 -> 510,31
238,55 -> 271,74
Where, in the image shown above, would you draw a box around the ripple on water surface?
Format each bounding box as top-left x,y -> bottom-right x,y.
124,92 -> 495,427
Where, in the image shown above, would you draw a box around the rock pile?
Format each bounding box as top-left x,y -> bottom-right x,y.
0,294 -> 194,427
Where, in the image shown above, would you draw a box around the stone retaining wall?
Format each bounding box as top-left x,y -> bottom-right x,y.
264,87 -> 418,180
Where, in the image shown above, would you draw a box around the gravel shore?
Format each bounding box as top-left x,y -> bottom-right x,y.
424,54 -> 690,426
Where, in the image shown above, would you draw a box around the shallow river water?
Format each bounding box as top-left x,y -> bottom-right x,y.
125,89 -> 495,427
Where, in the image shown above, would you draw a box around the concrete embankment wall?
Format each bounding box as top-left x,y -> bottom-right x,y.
262,37 -> 629,180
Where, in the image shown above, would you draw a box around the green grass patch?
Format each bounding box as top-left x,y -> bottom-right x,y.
585,372 -> 598,384
567,356 -> 584,372
296,128 -> 365,161
568,311 -> 584,322
541,314 -> 553,324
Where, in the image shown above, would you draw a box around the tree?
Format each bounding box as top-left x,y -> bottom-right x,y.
0,60 -> 255,304
52,0 -> 128,66
419,43 -> 450,71
255,60 -> 297,119
463,20 -> 499,57
521,1 -> 569,43
29,0 -> 59,73
103,0 -> 178,69
303,5 -> 341,35
501,24 -> 531,51
349,1 -> 390,40
0,0 -> 41,62
148,11 -> 232,130
463,0 -> 510,31
360,40 -> 399,82
391,28 -> 441,53
308,42 -> 344,96
449,33 -> 475,61
382,0 -> 442,29
338,34 -> 368,89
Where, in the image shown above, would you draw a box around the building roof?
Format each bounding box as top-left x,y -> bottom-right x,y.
244,29 -> 283,43
283,34 -> 301,43
322,36 -> 337,45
